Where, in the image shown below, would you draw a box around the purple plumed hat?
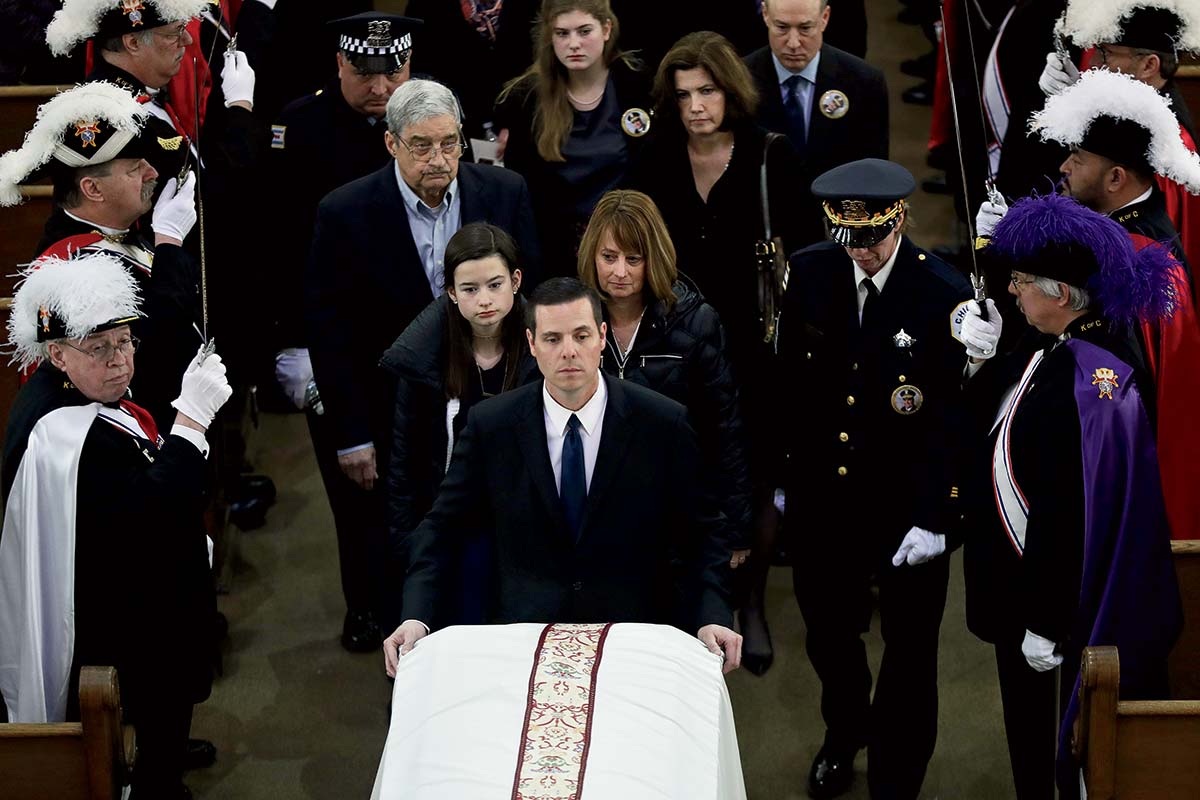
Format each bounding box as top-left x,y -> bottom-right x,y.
988,192 -> 1177,324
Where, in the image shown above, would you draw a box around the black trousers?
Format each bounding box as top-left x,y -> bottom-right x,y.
793,535 -> 949,800
128,702 -> 193,797
305,409 -> 392,628
994,642 -> 1081,800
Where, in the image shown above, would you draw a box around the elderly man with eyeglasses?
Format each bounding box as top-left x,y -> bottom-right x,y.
302,77 -> 540,646
0,253 -> 233,799
959,192 -> 1182,799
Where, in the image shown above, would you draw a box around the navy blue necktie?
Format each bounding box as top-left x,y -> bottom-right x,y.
561,414 -> 586,541
783,74 -> 808,153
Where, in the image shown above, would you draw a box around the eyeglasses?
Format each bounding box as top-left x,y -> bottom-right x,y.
396,135 -> 467,162
1009,273 -> 1037,290
65,335 -> 140,362
154,24 -> 189,45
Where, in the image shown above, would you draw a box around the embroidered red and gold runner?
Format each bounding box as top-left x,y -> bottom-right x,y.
511,623 -> 613,800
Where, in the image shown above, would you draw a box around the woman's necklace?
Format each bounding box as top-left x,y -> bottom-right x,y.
610,307 -> 646,380
566,83 -> 605,110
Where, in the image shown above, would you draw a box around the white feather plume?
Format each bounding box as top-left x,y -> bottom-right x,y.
0,81 -> 148,208
7,253 -> 144,370
1030,68 -> 1200,194
47,0 -> 212,56
1058,0 -> 1200,53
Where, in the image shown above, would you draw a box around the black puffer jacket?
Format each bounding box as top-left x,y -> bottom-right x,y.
600,277 -> 752,549
380,295 -> 539,547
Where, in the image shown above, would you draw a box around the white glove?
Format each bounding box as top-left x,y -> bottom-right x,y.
891,526 -> 946,566
171,345 -> 233,429
975,195 -> 1008,238
274,347 -> 313,410
961,299 -> 1002,360
222,50 -> 256,108
1021,630 -> 1063,672
1038,51 -> 1079,97
152,171 -> 197,242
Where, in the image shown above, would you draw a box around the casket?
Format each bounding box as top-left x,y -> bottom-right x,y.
371,622 -> 746,799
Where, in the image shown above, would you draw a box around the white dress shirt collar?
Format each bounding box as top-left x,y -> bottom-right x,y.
542,372 -> 607,436
1111,186 -> 1154,215
772,50 -> 821,85
853,235 -> 903,295
395,162 -> 457,214
63,209 -> 127,237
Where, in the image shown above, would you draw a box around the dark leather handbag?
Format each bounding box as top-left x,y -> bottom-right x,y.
755,132 -> 790,346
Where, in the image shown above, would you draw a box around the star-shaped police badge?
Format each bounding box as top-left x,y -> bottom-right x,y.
893,328 -> 916,348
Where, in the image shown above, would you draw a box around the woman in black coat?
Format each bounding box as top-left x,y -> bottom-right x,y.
495,0 -> 652,276
381,223 -> 538,626
578,189 -> 752,564
626,31 -> 808,675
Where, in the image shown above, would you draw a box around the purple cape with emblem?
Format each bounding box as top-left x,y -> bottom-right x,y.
1057,338 -> 1183,785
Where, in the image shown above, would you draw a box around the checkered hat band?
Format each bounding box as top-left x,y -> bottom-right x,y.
339,32 -> 412,54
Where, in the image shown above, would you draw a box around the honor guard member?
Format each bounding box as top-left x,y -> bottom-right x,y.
959,193 -> 1182,798
1029,68 -> 1200,541
0,253 -> 233,796
744,0 -> 889,247
267,13 -> 421,652
0,81 -> 202,431
45,0 -> 259,213
1038,0 -> 1200,267
776,158 -> 971,800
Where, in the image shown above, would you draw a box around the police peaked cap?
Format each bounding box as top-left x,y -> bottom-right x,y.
812,159 -> 915,248
329,13 -> 423,75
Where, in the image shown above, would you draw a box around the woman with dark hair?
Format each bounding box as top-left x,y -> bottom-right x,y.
496,0 -> 651,276
381,222 -> 538,625
628,30 -> 807,675
578,189 -> 752,580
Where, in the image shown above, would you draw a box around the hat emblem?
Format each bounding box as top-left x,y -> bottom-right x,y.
366,20 -> 392,48
1091,367 -> 1119,399
75,119 -> 102,148
840,199 -> 868,221
39,306 -> 51,333
120,0 -> 146,26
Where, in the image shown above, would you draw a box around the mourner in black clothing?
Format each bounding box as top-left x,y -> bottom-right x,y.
0,254 -> 232,798
380,223 -> 538,627
627,29 -> 803,678
305,78 -> 539,638
577,190 -> 751,561
382,279 -> 742,677
744,0 -> 888,245
777,159 -> 972,800
496,0 -> 651,275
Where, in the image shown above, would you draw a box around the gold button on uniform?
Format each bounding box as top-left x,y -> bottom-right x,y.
918,253 -> 927,261
847,395 -> 856,406
899,374 -> 906,382
839,432 -> 849,442
852,362 -> 859,370
837,466 -> 848,476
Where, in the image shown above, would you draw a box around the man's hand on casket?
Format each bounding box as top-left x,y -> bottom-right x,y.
698,624 -> 743,674
384,620 -> 429,677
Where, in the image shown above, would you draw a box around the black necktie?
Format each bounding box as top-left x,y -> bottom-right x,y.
561,414 -> 586,541
783,74 -> 808,152
861,277 -> 879,328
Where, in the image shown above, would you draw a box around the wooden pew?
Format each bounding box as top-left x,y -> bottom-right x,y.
1074,542 -> 1200,799
0,666 -> 136,800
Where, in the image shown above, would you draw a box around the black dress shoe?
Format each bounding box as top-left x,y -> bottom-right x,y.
901,81 -> 934,106
808,747 -> 855,799
342,610 -> 382,653
901,51 -> 935,79
183,738 -> 217,770
237,474 -> 277,506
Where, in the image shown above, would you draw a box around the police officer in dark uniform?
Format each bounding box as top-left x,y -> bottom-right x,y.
267,13 -> 421,652
777,159 -> 972,799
